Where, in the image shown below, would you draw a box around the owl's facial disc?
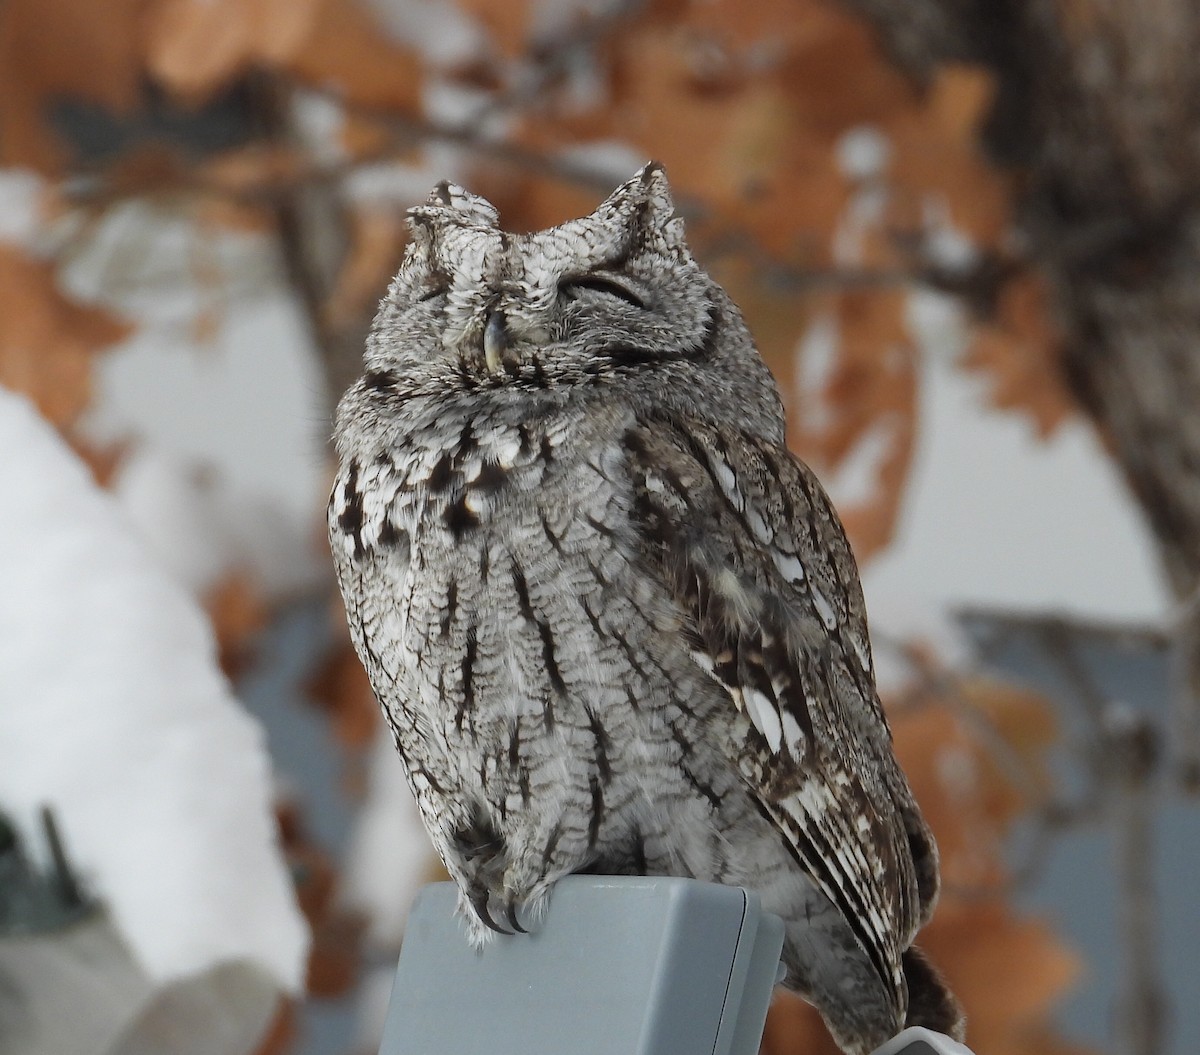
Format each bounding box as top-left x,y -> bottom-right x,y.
366,163 -> 713,387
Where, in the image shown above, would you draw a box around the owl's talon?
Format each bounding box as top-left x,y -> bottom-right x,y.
505,900 -> 528,934
470,888 -> 512,935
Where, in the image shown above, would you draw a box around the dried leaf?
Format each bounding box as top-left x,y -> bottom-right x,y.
100,145 -> 192,199
276,798 -> 364,1000
339,108 -> 399,160
958,676 -> 1060,769
775,7 -> 919,138
306,613 -> 379,750
0,0 -> 144,168
249,999 -> 297,1055
324,205 -> 406,333
199,143 -> 308,196
143,0 -> 321,104
786,290 -> 918,561
886,65 -> 1011,246
504,20 -> 850,260
203,568 -> 268,675
893,705 -> 1009,892
456,0 -> 535,59
919,901 -> 1083,1039
284,0 -> 422,112
961,274 -> 1075,437
762,989 -> 840,1055
307,906 -> 365,998
68,437 -> 130,488
0,245 -> 130,427
181,149 -> 283,240
611,27 -> 851,260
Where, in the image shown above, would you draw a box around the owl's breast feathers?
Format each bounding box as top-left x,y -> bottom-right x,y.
329,390 -> 948,1032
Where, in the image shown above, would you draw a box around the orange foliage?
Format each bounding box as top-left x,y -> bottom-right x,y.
143,0 -> 323,105
962,274 -> 1076,438
0,0 -> 145,168
276,799 -> 365,1000
0,246 -> 130,427
306,631 -> 381,751
324,205 -> 408,333
203,569 -> 270,677
0,0 -> 421,169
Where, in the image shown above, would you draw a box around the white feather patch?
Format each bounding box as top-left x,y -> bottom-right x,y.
494,432 -> 522,468
745,689 -> 783,753
773,552 -> 807,585
811,583 -> 838,630
710,457 -> 744,512
745,507 -> 772,543
779,708 -> 806,757
850,632 -> 872,672
715,568 -> 752,615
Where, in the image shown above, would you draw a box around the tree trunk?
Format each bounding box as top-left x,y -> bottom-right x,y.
845,0 -> 1200,785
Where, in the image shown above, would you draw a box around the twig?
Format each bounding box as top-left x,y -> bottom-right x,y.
1105,709 -> 1167,1055
1166,575 -> 1200,790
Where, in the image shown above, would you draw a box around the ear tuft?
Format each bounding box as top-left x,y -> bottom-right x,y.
637,161 -> 673,216
597,161 -> 682,249
407,181 -> 500,235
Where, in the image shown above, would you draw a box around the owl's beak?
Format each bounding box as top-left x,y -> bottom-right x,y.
483,309 -> 512,375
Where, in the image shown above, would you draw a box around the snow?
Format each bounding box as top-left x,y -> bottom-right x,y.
109,443 -> 326,602
82,282 -> 330,535
0,389 -> 308,1010
71,208 -> 331,602
109,447 -> 235,595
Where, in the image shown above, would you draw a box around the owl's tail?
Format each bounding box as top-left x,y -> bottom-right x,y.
902,945 -> 966,1041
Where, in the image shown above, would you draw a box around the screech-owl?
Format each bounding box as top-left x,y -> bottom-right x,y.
328,164 -> 963,1054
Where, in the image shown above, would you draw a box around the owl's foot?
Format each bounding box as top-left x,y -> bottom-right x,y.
503,875 -> 554,933
456,876 -> 555,945
467,881 -> 513,937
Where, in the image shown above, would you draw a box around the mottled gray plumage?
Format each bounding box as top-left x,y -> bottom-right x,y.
328,165 -> 963,1054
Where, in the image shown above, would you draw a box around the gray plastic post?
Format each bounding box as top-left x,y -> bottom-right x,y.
377,876 -> 976,1055
379,876 -> 784,1055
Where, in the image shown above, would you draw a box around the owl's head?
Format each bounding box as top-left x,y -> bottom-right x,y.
357,164 -> 781,439
365,165 -> 733,380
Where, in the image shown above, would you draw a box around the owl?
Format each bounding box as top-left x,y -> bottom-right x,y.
328,164 -> 963,1055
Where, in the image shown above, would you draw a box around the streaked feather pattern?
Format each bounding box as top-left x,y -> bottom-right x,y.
328,163 -> 962,1055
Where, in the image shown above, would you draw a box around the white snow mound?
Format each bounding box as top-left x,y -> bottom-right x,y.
0,387 -> 309,992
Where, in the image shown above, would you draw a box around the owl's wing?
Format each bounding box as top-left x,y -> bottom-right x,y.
624,412 -> 937,1000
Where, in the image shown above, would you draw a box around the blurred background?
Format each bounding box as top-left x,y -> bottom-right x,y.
1,1 -> 1198,1054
